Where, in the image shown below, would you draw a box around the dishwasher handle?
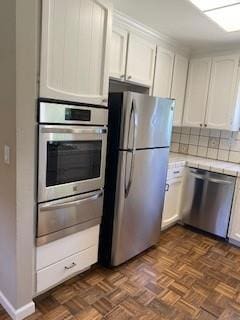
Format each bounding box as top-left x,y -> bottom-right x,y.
189,170 -> 233,185
208,178 -> 233,185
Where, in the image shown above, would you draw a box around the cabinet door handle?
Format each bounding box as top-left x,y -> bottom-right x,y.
200,124 -> 203,127
128,75 -> 132,80
120,75 -> 125,79
165,184 -> 169,192
204,124 -> 207,127
64,262 -> 76,270
102,99 -> 108,103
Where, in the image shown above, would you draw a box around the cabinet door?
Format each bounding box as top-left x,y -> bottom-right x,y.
183,58 -> 212,127
40,0 -> 112,106
205,55 -> 240,130
171,55 -> 189,126
110,26 -> 128,80
161,177 -> 182,229
126,33 -> 156,87
228,179 -> 240,243
153,47 -> 174,98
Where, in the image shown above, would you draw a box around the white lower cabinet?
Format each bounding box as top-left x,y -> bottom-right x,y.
37,246 -> 98,293
36,226 -> 100,294
161,167 -> 184,230
228,178 -> 240,244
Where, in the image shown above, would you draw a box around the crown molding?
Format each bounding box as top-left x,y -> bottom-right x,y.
113,10 -> 191,56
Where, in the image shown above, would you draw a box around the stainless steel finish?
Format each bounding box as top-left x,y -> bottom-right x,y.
40,190 -> 103,211
65,263 -> 76,270
36,217 -> 101,246
37,190 -> 103,245
120,92 -> 174,150
39,102 -> 108,125
38,125 -> 107,202
111,148 -> 169,266
181,168 -> 236,238
41,126 -> 107,135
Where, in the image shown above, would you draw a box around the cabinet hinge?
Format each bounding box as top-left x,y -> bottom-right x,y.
239,59 -> 240,67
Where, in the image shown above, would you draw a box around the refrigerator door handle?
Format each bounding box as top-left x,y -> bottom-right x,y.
124,100 -> 137,198
132,99 -> 137,151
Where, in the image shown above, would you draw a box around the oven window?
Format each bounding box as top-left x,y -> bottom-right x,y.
46,141 -> 102,187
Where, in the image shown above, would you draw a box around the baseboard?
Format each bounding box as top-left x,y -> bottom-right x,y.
0,291 -> 35,320
229,238 -> 240,247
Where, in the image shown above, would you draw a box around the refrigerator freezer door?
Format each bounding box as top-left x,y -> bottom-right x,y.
111,148 -> 169,266
120,92 -> 174,150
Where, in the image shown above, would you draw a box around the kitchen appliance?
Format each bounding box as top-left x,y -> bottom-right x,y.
99,92 -> 174,266
182,168 -> 236,238
37,102 -> 108,246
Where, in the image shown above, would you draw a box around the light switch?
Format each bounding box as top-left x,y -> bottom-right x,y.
4,145 -> 10,165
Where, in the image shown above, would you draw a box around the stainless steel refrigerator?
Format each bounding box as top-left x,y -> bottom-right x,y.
99,92 -> 174,266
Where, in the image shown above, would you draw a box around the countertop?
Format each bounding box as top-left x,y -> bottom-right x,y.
169,153 -> 240,177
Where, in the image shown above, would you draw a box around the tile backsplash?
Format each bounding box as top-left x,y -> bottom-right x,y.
171,127 -> 240,164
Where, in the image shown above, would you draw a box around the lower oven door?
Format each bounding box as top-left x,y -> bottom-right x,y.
38,125 -> 107,202
37,190 -> 104,246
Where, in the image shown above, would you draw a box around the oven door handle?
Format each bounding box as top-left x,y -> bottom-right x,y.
40,191 -> 104,211
40,126 -> 107,135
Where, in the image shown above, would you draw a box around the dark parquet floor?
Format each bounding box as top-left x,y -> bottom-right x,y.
1,225 -> 240,319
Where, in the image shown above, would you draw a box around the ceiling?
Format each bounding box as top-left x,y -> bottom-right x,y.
112,0 -> 240,52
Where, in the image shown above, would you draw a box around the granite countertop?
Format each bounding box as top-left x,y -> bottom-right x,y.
169,152 -> 240,177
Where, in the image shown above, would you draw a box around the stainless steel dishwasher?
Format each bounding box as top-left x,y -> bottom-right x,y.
181,167 -> 236,238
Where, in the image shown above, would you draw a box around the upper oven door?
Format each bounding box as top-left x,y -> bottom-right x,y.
38,125 -> 107,203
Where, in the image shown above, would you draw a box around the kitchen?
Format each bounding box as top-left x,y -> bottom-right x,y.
1,0 -> 240,319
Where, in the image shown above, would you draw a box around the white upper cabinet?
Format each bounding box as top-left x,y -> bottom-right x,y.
126,34 -> 156,87
171,54 -> 189,126
110,26 -> 128,81
205,55 -> 240,130
183,58 -> 212,127
153,47 -> 174,98
40,0 -> 112,106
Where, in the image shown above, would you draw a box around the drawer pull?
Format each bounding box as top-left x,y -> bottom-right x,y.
64,262 -> 76,270
173,171 -> 180,174
165,184 -> 169,192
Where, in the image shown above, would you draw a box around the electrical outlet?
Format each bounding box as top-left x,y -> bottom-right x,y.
4,145 -> 10,165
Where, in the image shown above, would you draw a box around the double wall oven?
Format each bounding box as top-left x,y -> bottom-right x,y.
37,102 -> 108,246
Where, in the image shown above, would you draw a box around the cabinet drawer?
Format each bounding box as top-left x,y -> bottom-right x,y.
36,245 -> 98,294
167,167 -> 184,180
36,226 -> 99,270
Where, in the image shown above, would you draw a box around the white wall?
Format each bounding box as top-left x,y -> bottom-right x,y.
16,0 -> 40,308
0,0 -> 17,307
0,0 -> 40,312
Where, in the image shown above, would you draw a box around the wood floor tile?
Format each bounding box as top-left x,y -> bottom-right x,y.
2,226 -> 240,320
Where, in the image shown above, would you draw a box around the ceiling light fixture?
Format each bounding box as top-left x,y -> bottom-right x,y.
189,0 -> 240,32
205,4 -> 240,32
189,0 -> 240,11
